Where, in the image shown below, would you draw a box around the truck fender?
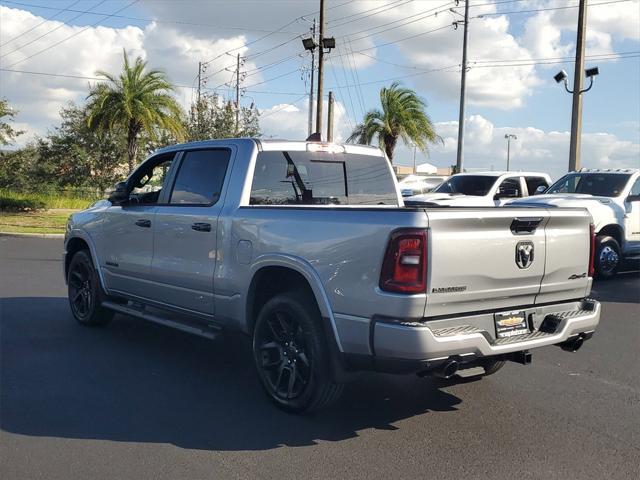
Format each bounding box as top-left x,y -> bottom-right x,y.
65,229 -> 107,291
248,254 -> 343,353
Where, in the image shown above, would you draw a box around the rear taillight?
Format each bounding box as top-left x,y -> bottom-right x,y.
379,229 -> 427,294
588,223 -> 596,277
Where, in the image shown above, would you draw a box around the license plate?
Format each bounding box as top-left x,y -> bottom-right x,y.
494,310 -> 529,339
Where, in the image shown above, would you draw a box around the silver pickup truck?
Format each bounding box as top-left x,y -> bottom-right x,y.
64,139 -> 601,412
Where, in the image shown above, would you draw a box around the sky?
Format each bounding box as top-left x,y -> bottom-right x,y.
0,0 -> 639,180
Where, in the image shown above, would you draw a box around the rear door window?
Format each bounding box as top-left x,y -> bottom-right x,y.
497,177 -> 523,198
169,149 -> 230,205
250,151 -> 398,205
525,176 -> 549,195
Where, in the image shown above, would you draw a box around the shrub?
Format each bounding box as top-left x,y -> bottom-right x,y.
0,193 -> 46,212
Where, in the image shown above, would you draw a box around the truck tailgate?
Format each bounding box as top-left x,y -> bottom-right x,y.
423,207 -> 592,318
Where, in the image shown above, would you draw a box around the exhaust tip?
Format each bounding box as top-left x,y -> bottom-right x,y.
434,359 -> 459,379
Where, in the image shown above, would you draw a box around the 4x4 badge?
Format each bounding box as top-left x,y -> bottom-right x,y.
516,241 -> 534,269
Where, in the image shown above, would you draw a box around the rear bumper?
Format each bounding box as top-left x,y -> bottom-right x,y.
373,298 -> 600,362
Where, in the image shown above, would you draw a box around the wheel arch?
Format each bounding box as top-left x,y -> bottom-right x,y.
597,224 -> 624,248
64,231 -> 106,289
245,255 -> 342,352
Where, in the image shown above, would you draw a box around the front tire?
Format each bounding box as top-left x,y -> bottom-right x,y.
252,291 -> 343,413
595,235 -> 621,279
67,250 -> 113,326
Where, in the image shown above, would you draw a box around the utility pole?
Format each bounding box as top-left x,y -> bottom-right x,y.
197,61 -> 202,105
505,134 -> 517,171
308,19 -> 316,137
235,53 -> 241,136
326,91 -> 334,142
316,0 -> 325,137
455,0 -> 470,174
569,0 -> 587,172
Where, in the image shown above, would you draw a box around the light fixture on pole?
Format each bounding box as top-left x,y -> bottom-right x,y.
504,134 -> 517,171
553,65 -> 599,172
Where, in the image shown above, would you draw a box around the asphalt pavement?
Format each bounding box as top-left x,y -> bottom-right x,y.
1,236 -> 639,480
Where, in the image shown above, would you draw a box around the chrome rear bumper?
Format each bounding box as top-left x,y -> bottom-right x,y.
374,299 -> 600,361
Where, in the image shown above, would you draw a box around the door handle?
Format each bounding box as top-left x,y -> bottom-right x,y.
510,217 -> 543,234
191,222 -> 212,232
135,219 -> 151,228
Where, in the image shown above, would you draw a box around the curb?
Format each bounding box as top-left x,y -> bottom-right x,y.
0,231 -> 64,239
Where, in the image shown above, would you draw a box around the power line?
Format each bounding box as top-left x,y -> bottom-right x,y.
4,51 -> 635,89
0,66 -> 313,96
0,0 -> 107,59
326,56 -> 355,131
329,0 -> 415,28
0,0 -> 307,35
242,67 -> 301,89
334,1 -> 454,40
258,94 -> 308,119
0,0 -> 82,47
4,0 -> 139,68
471,0 -> 631,18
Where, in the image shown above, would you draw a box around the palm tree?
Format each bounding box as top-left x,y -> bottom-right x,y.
87,50 -> 185,173
347,82 -> 440,162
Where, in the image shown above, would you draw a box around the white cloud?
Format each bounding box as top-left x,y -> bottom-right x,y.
259,98 -> 351,142
0,6 -> 261,144
391,115 -> 640,180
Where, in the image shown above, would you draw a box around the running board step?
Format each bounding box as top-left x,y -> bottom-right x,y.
102,301 -> 220,340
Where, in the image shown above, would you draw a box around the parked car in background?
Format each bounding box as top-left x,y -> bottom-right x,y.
63,139 -> 599,412
405,171 -> 551,207
509,168 -> 640,278
398,174 -> 448,197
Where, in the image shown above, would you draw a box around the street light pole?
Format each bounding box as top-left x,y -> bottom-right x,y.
307,18 -> 316,137
316,0 -> 325,137
504,134 -> 517,171
569,0 -> 588,172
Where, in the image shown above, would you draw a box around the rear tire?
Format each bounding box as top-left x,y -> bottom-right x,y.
595,235 -> 621,279
67,250 -> 113,326
252,291 -> 343,413
479,358 -> 506,376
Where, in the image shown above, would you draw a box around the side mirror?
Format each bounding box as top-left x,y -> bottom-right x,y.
534,185 -> 547,195
627,194 -> 640,203
108,181 -> 129,205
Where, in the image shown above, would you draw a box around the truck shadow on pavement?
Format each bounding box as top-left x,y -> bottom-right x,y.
1,297 -> 462,451
591,269 -> 640,304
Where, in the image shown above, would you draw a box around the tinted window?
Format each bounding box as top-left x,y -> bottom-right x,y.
497,177 -> 522,198
434,175 -> 496,196
630,179 -> 640,196
250,151 -> 398,205
129,153 -> 175,204
170,149 -> 230,205
547,173 -> 631,197
525,176 -> 549,195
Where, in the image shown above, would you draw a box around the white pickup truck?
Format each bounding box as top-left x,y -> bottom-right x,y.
405,171 -> 551,207
510,168 -> 640,278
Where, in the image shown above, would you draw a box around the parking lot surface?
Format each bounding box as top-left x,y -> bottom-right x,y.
1,237 -> 639,479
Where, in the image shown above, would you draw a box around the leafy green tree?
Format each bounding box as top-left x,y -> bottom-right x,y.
39,103 -> 126,190
0,145 -> 38,191
87,50 -> 186,174
0,98 -> 24,146
347,82 -> 440,162
0,103 -> 127,192
187,94 -> 260,141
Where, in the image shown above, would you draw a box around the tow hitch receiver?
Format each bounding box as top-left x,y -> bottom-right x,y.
507,350 -> 532,365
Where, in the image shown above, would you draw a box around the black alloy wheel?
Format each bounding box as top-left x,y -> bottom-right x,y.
254,307 -> 312,401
